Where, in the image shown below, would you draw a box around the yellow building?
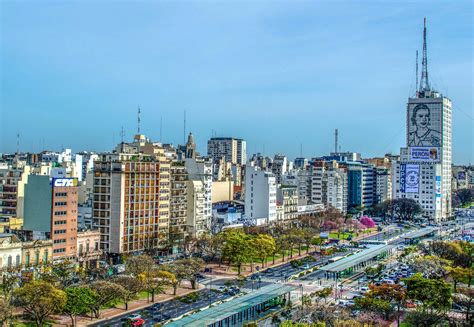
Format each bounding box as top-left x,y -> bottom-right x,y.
22,239 -> 53,268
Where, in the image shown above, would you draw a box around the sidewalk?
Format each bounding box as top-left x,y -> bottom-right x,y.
52,281 -> 199,326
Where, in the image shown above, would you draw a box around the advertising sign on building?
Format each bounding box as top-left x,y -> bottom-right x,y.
409,147 -> 439,162
407,103 -> 442,147
435,176 -> 442,198
400,164 -> 420,193
457,171 -> 466,180
52,178 -> 78,187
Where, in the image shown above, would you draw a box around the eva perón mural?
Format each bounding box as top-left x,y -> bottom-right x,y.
407,103 -> 442,147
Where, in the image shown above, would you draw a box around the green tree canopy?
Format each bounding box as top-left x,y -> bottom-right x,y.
14,280 -> 67,326
63,286 -> 96,326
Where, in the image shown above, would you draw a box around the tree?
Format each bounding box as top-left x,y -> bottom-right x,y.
447,266 -> 474,292
63,286 -> 95,326
161,263 -> 187,295
359,216 -> 376,228
221,230 -> 254,275
89,281 -> 125,318
311,287 -> 332,304
253,234 -> 276,268
453,287 -> 474,322
456,189 -> 473,207
144,269 -> 175,302
428,241 -> 473,268
369,283 -> 406,323
1,272 -> 19,301
410,255 -> 450,279
125,254 -> 156,277
405,273 -> 452,313
113,276 -> 143,310
0,298 -> 12,326
183,258 -> 205,289
14,280 -> 67,326
391,198 -> 423,221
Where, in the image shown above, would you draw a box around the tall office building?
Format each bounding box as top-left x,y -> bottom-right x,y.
92,136 -> 170,254
23,175 -> 78,259
392,19 -> 452,221
207,137 -> 246,165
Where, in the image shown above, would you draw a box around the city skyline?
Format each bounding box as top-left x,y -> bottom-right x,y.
1,1 -> 472,163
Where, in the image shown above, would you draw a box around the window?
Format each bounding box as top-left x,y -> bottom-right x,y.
7,256 -> 12,267
35,252 -> 40,265
25,252 -> 30,267
54,211 -> 67,216
44,250 -> 48,263
16,255 -> 20,266
79,244 -> 83,255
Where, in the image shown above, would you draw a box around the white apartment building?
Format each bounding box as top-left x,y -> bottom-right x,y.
185,158 -> 212,235
325,169 -> 348,214
244,164 -> 277,225
375,167 -> 392,204
310,161 -> 348,214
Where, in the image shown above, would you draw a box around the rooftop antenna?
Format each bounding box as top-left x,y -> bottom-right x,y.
415,50 -> 419,94
419,18 -> 430,92
334,128 -> 338,154
16,131 -> 20,154
159,116 -> 162,142
183,110 -> 186,144
300,143 -> 303,157
137,106 -> 141,134
120,126 -> 125,143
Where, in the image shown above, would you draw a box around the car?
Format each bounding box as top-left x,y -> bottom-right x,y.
129,318 -> 145,326
360,286 -> 369,292
128,314 -> 142,320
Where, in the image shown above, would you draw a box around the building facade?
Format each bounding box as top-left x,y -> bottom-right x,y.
207,137 -> 246,165
392,21 -> 452,222
92,152 -> 170,254
244,164 -> 277,225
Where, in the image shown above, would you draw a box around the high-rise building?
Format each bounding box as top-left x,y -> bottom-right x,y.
346,163 -> 376,210
23,175 -> 78,259
272,155 -> 288,185
392,19 -> 452,221
207,137 -> 246,165
93,135 -> 171,254
244,164 -> 277,225
185,158 -> 212,236
310,160 -> 348,214
169,161 -> 188,250
0,163 -> 31,218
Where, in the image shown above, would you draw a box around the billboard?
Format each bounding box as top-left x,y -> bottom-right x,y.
435,176 -> 442,198
407,103 -> 442,147
52,178 -> 78,187
457,171 -> 466,180
409,147 -> 440,162
400,164 -> 419,193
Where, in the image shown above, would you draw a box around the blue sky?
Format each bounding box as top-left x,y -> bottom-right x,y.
1,1 -> 472,163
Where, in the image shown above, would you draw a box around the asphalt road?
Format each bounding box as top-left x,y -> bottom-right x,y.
92,288 -> 238,327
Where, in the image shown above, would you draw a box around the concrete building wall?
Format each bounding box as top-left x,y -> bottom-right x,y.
212,181 -> 234,203
23,175 -> 52,233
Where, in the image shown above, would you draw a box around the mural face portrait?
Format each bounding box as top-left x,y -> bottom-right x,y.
408,104 -> 441,147
414,107 -> 430,128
